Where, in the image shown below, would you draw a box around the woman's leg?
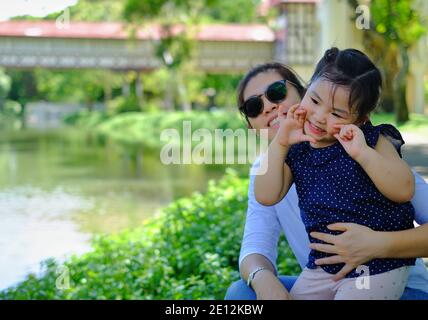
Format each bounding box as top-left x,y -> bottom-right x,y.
224,275 -> 298,300
334,267 -> 410,300
400,287 -> 428,300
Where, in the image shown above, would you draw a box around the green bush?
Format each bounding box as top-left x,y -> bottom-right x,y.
63,109 -> 110,127
68,110 -> 247,149
0,170 -> 300,300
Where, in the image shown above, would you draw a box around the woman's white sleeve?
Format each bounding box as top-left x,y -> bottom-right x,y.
238,173 -> 282,274
412,171 -> 428,225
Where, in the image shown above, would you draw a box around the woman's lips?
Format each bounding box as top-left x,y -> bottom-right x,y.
267,112 -> 287,129
269,117 -> 280,128
306,121 -> 326,136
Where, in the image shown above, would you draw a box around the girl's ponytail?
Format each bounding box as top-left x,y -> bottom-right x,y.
324,47 -> 339,63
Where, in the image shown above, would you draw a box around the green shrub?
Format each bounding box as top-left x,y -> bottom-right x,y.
81,110 -> 247,149
0,170 -> 300,300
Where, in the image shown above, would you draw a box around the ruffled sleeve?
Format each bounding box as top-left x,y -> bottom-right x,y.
361,123 -> 405,158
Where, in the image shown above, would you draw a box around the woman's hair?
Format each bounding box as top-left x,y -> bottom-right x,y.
310,47 -> 382,121
236,62 -> 305,118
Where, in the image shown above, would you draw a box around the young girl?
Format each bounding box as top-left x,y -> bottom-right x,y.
254,48 -> 416,300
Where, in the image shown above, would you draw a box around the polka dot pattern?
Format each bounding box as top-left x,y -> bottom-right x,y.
285,123 -> 416,278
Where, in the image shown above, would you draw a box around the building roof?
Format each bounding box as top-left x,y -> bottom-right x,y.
0,20 -> 275,42
269,0 -> 319,5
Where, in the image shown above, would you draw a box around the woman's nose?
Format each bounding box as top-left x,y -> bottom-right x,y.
263,99 -> 277,114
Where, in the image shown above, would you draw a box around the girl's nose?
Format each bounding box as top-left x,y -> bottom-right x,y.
313,110 -> 327,124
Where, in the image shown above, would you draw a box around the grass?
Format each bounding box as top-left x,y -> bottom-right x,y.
371,113 -> 428,136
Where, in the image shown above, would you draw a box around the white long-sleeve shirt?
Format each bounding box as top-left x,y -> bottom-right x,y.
239,158 -> 428,292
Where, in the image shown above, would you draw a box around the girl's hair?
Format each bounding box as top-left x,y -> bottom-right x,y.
236,62 -> 306,118
310,47 -> 382,121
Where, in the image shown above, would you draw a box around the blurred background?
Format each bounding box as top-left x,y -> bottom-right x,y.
0,0 -> 427,298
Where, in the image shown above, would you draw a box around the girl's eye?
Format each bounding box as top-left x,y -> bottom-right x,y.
332,112 -> 342,118
311,97 -> 319,105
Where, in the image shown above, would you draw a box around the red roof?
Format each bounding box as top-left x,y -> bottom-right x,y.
269,0 -> 319,5
0,20 -> 275,42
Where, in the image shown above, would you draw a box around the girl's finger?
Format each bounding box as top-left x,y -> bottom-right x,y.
334,134 -> 347,147
333,124 -> 344,130
295,109 -> 306,116
339,128 -> 348,140
287,104 -> 300,119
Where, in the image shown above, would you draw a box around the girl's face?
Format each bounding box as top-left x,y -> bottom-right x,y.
300,78 -> 361,148
243,71 -> 302,141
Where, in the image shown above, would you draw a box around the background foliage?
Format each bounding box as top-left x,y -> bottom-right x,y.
0,170 -> 300,299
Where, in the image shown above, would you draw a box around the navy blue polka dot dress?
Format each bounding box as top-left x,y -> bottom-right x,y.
286,123 -> 415,278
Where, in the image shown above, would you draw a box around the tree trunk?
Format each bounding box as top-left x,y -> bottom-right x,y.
177,73 -> 191,112
381,44 -> 399,113
394,45 -> 410,124
164,71 -> 175,110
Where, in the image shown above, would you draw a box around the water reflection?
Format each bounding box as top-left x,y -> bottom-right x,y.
0,186 -> 93,289
0,129 -> 245,290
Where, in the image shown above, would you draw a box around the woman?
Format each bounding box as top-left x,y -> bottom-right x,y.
225,62 -> 428,300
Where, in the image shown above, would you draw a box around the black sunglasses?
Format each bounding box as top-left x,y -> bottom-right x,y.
240,80 -> 299,118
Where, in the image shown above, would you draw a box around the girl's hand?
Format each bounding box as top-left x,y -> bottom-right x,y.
309,223 -> 387,281
333,124 -> 369,160
275,104 -> 316,147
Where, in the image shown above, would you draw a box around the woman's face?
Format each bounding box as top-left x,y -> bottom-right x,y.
243,71 -> 302,141
300,78 -> 360,148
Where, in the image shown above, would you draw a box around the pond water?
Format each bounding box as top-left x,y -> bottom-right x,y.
0,129 -> 247,290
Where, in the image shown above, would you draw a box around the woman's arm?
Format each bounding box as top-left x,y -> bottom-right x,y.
380,223 -> 428,258
240,254 -> 292,300
309,222 -> 428,280
239,166 -> 292,299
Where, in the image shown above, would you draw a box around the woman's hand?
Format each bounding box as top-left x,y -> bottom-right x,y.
251,270 -> 293,300
333,124 -> 369,161
308,223 -> 387,281
275,104 -> 316,147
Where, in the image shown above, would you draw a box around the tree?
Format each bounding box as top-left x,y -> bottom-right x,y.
0,69 -> 11,111
123,0 -> 263,111
13,0 -> 124,22
348,0 -> 426,123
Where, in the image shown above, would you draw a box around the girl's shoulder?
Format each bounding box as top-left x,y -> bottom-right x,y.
286,142 -> 310,164
361,122 -> 405,157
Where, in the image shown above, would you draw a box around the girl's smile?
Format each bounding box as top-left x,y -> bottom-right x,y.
305,120 -> 327,136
